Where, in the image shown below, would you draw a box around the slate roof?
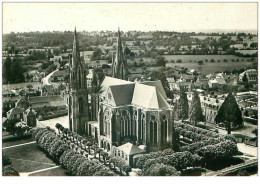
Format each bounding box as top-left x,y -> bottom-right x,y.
100,76 -> 133,93
215,77 -> 227,85
43,85 -> 55,93
109,84 -> 135,106
140,80 -> 167,99
7,107 -> 24,117
101,76 -> 171,110
117,142 -> 145,156
132,83 -> 170,109
29,95 -> 65,108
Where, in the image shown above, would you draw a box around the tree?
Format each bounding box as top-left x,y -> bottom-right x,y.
92,48 -> 102,60
3,56 -> 12,84
155,56 -> 167,67
177,88 -> 189,121
189,91 -> 204,126
215,93 -> 243,134
144,163 -> 180,176
242,73 -> 248,83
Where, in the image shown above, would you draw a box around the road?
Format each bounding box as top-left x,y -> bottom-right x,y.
41,69 -> 58,85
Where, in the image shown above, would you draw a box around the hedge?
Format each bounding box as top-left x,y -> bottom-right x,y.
136,150 -> 201,172
33,128 -> 115,176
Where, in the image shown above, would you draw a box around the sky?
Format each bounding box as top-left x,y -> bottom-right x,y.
2,2 -> 258,34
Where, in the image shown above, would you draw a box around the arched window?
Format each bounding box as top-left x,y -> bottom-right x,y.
150,115 -> 157,144
103,109 -> 110,136
133,111 -> 137,136
78,97 -> 83,114
161,115 -> 168,143
120,110 -> 130,137
140,113 -> 146,140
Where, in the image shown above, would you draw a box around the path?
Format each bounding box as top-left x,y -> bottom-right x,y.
205,158 -> 258,176
42,69 -> 58,85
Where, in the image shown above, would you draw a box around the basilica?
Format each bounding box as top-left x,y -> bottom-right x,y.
68,28 -> 175,165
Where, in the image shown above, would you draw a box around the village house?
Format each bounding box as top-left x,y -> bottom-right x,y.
23,108 -> 37,127
200,96 -> 224,124
41,85 -> 56,96
6,107 -> 24,121
239,69 -> 258,83
28,95 -> 67,112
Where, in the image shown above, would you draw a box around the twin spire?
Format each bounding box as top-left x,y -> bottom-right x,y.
72,27 -> 128,80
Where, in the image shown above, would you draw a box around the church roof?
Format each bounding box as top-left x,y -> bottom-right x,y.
132,83 -> 170,109
140,80 -> 167,99
100,76 -> 132,93
109,84 -> 135,106
100,76 -> 171,110
117,142 -> 145,156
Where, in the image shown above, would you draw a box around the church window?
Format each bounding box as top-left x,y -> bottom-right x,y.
161,115 -> 168,143
133,111 -> 137,136
150,115 -> 157,144
140,113 -> 146,140
120,110 -> 130,137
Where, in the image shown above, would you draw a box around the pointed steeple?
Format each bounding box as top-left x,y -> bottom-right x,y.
112,27 -> 128,80
73,27 -> 80,58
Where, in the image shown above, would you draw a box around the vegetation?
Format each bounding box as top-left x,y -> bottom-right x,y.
189,91 -> 204,126
215,93 -> 243,134
176,89 -> 189,120
2,152 -> 19,176
33,127 -> 115,176
3,56 -> 25,84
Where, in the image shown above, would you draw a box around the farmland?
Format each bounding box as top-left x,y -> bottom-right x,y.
166,62 -> 255,75
163,55 -> 256,63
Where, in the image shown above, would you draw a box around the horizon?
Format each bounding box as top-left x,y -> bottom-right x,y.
3,3 -> 258,34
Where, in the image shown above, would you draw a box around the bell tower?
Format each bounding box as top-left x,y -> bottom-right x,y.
68,27 -> 89,134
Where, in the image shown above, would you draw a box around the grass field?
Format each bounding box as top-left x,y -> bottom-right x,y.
3,138 -> 68,176
2,81 -> 42,90
163,55 -> 256,63
166,62 -> 254,75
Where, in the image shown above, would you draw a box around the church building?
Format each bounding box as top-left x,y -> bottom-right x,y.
69,28 -> 175,165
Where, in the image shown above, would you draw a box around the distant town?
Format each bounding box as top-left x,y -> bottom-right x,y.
2,29 -> 258,176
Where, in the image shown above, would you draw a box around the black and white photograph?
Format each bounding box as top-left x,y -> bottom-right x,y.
1,1 -> 258,181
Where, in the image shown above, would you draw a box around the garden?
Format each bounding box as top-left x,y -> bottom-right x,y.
134,121 -> 241,176
32,124 -> 131,176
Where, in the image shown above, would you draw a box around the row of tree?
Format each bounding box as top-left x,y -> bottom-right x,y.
176,89 -> 204,125
33,128 -> 115,176
3,56 -> 26,84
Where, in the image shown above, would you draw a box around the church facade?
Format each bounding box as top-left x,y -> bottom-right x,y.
69,28 -> 175,164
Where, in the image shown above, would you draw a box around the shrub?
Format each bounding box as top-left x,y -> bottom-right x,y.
143,163 -> 181,176
2,165 -> 19,176
198,140 -> 238,162
161,148 -> 174,156
2,152 -> 12,166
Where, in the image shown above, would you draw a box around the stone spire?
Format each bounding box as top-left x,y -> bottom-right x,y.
112,28 -> 128,80
72,27 -> 81,69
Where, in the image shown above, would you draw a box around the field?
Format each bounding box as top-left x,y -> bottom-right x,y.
163,55 -> 256,63
166,62 -> 254,75
3,138 -> 68,176
2,81 -> 42,90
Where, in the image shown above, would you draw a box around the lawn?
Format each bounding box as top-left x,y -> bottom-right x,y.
3,138 -> 68,176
